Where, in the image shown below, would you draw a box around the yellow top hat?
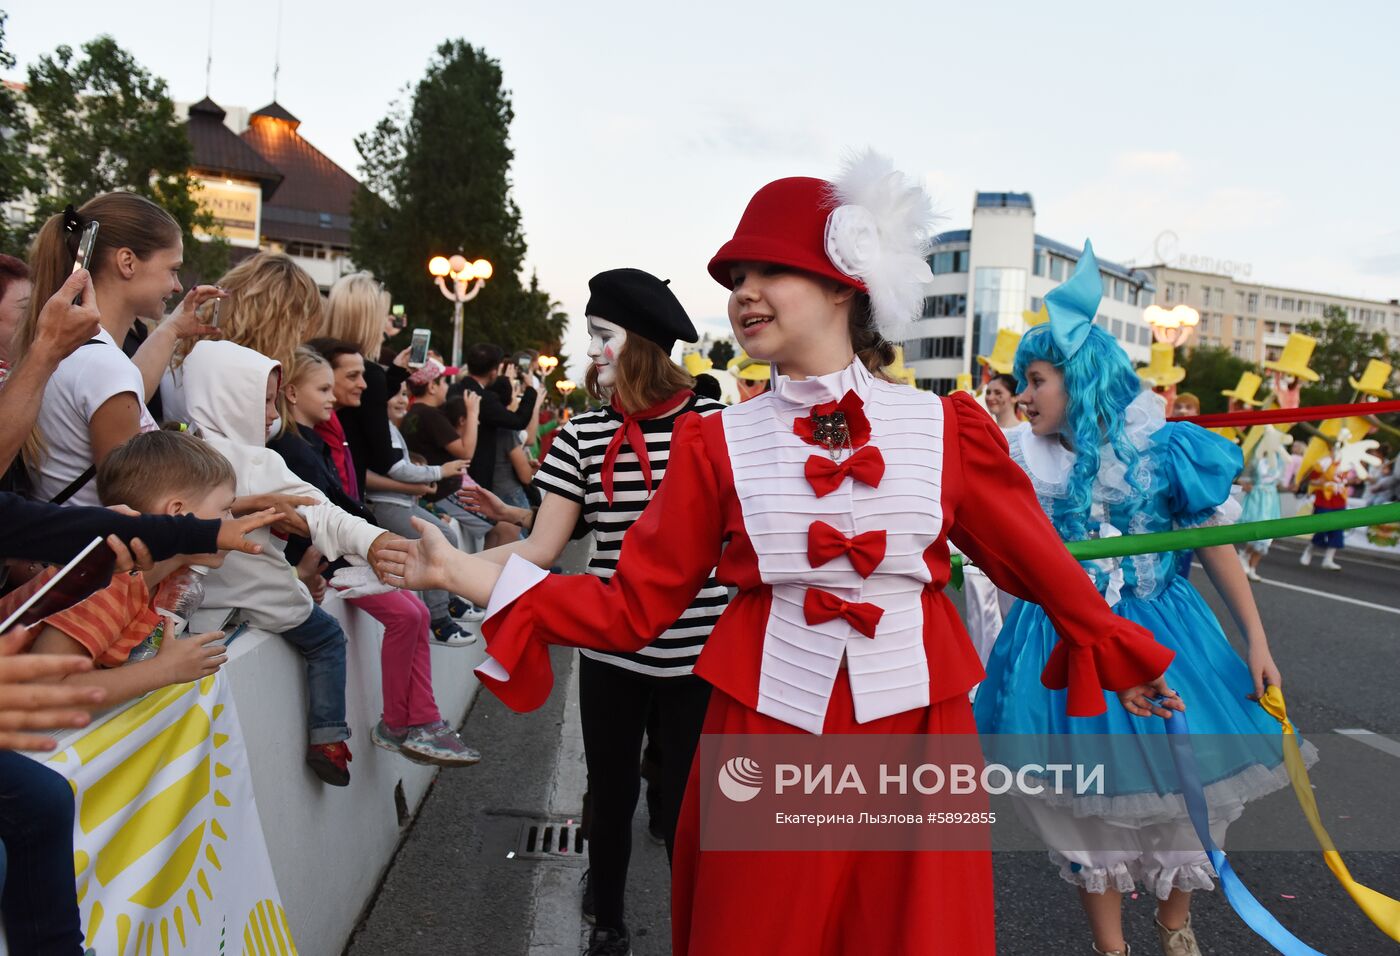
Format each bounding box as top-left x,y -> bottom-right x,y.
1136,342 -> 1186,387
1348,358 -> 1394,398
1022,304 -> 1049,327
1220,371 -> 1265,407
883,346 -> 918,388
682,351 -> 713,377
976,328 -> 1022,375
1262,332 -> 1321,382
727,350 -> 771,382
953,372 -> 974,394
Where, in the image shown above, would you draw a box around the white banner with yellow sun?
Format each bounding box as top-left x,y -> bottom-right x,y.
17,674 -> 296,956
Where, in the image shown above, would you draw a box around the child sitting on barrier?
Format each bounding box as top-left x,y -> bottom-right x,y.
179,339 -> 394,786
180,339 -> 478,778
22,431 -> 251,707
270,345 -> 480,768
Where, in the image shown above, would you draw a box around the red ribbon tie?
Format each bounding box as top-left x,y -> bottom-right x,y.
807,521 -> 887,578
803,588 -> 884,638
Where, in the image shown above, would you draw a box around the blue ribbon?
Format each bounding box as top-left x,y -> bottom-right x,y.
1162,707 -> 1327,954
1045,239 -> 1101,360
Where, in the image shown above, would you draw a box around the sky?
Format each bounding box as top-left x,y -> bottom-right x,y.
7,1 -> 1400,379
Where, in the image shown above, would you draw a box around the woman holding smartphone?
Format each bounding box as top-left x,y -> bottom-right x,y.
16,194 -> 223,506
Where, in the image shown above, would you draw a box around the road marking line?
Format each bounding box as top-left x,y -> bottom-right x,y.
1335,729 -> 1400,760
1251,576 -> 1400,616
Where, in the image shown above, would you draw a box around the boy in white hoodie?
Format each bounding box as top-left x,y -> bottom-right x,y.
181,341 -> 392,785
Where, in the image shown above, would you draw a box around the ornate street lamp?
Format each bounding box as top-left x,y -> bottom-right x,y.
555,379 -> 576,397
429,254 -> 494,369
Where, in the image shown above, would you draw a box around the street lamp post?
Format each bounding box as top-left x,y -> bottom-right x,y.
428,254 -> 494,369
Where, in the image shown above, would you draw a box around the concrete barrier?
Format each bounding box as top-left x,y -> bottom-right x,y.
0,595 -> 485,956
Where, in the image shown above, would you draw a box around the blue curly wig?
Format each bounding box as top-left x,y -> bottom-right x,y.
1013,323 -> 1149,541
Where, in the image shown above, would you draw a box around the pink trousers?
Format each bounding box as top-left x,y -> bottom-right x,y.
345,589 -> 440,730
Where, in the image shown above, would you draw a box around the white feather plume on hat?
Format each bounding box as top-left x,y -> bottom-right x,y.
824,149 -> 938,343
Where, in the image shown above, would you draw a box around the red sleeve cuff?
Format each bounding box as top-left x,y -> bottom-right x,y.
1040,622 -> 1176,717
474,556 -> 555,713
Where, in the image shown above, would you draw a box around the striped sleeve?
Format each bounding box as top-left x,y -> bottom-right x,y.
535,419 -> 586,503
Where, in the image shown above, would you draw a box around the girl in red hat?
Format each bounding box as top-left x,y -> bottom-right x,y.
374,151 -> 1178,955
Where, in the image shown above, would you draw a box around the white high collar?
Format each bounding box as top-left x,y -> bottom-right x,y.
769,358 -> 874,408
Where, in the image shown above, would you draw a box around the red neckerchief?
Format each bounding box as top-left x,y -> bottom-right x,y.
314,415 -> 360,502
601,390 -> 694,504
792,390 -> 871,450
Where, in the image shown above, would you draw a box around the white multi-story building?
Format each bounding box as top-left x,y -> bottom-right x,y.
904,192 -> 1155,393
1140,265 -> 1400,364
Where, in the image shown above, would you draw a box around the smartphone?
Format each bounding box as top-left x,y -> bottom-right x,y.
71,221 -> 100,274
0,537 -> 116,634
391,304 -> 407,330
408,328 -> 431,368
207,297 -> 222,329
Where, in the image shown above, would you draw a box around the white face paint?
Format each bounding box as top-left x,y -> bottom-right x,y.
586,315 -> 627,390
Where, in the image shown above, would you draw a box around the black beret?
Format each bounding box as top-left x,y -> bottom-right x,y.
585,268 -> 698,353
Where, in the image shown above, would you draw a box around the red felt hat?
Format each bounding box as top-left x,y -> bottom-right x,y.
707,177 -> 868,293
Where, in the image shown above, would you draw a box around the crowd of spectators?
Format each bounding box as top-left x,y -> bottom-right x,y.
0,191 -> 554,953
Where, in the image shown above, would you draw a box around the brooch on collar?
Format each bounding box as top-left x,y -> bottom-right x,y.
793,390 -> 870,460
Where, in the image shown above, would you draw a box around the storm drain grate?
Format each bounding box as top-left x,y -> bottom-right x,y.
512,818 -> 587,861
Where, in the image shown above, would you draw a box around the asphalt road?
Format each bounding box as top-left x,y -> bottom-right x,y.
345,537 -> 1399,955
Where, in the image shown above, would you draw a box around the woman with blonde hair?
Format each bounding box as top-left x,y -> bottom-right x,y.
160,252 -> 322,421
17,193 -> 222,506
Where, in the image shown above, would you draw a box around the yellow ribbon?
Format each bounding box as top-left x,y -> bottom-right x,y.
1259,686 -> 1400,942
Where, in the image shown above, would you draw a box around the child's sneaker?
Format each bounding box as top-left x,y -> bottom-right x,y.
431,617 -> 478,647
401,721 -> 481,767
449,596 -> 487,624
306,741 -> 352,786
371,719 -> 427,764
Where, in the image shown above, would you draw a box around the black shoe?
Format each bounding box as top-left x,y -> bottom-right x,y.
585,925 -> 631,956
646,817 -> 667,846
580,868 -> 595,924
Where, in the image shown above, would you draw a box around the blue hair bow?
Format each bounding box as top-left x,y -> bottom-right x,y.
1046,240 -> 1103,360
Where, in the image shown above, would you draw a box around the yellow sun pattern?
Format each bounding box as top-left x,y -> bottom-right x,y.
41,674 -> 297,956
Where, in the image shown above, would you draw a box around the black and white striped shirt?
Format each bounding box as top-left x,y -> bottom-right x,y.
535,395 -> 727,676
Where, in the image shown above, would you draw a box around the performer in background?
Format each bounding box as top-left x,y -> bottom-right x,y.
377,153 -> 1177,956
460,268 -> 725,955
976,243 -> 1308,956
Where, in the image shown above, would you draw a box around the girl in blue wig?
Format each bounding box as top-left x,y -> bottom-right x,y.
974,242 -> 1312,956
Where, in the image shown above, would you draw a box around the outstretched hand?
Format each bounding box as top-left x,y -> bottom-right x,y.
0,627 -> 106,751
217,508 -> 282,554
1116,674 -> 1185,720
372,518 -> 452,592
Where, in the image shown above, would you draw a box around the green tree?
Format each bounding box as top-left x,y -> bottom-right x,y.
1298,306 -> 1400,407
21,36 -> 226,278
0,13 -> 35,256
1179,344 -> 1254,414
351,41 -> 564,355
708,338 -> 735,369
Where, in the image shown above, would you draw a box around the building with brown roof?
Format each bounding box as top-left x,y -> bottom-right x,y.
184,97 -> 359,289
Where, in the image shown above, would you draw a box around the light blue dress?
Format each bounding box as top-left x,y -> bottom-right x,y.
974,393 -> 1305,827
1239,449 -> 1286,555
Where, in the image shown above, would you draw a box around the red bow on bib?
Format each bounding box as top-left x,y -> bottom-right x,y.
807,521 -> 887,578
803,588 -> 884,638
804,445 -> 885,498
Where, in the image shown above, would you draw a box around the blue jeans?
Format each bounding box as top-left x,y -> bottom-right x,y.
280,605 -> 351,745
0,751 -> 84,954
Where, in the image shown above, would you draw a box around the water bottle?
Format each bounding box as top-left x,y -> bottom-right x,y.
126,566 -> 210,663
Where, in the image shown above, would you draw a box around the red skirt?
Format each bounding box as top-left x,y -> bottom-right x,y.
670,670 -> 996,955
